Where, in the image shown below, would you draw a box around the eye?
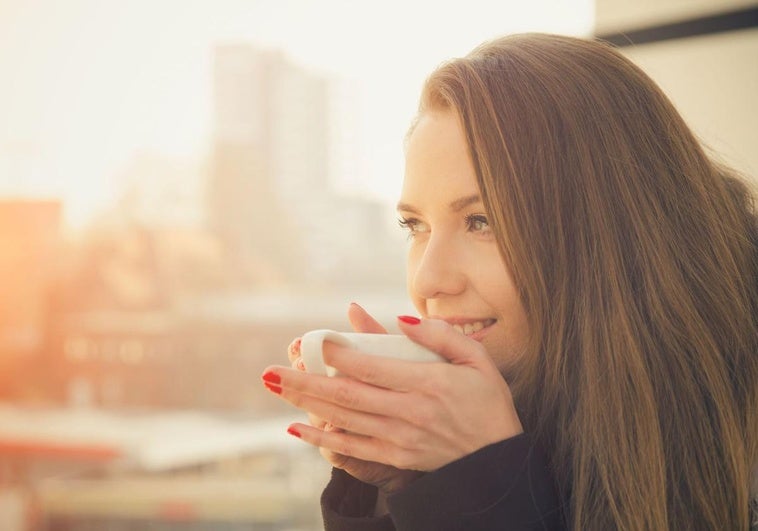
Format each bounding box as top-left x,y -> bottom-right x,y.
465,214 -> 491,234
397,217 -> 429,239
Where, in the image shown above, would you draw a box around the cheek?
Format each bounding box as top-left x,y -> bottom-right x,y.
481,260 -> 529,348
484,299 -> 529,375
405,247 -> 424,311
495,298 -> 529,362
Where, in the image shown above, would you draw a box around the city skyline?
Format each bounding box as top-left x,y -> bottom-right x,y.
0,36 -> 417,412
0,0 -> 594,229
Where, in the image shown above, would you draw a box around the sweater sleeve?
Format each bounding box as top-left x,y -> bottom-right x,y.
388,433 -> 564,530
321,433 -> 565,531
321,467 -> 395,531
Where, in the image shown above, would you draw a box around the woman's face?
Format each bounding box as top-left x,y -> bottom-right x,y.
398,110 -> 528,372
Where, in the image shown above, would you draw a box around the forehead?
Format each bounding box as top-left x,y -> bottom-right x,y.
402,111 -> 479,201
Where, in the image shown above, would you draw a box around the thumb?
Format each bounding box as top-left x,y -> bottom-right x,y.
348,302 -> 388,334
396,316 -> 489,367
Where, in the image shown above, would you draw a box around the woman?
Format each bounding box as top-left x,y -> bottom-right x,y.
261,33 -> 758,530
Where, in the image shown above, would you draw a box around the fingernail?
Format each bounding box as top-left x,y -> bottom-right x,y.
288,337 -> 301,354
398,315 -> 421,325
262,371 -> 281,385
264,382 -> 282,395
296,358 -> 306,371
287,425 -> 301,438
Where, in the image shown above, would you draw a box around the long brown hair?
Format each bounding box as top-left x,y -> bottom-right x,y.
418,33 -> 758,530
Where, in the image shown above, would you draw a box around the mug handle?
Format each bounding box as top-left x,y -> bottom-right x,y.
299,329 -> 354,376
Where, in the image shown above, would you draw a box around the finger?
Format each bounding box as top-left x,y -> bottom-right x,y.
319,444 -> 365,471
279,387 -> 396,438
305,412 -> 342,433
287,422 -> 413,470
307,412 -> 326,429
320,446 -> 351,469
322,342 -> 440,392
291,357 -> 306,371
397,317 -> 490,367
287,337 -> 302,363
348,302 -> 388,334
262,364 -> 406,416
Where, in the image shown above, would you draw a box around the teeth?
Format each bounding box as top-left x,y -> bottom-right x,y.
451,319 -> 494,336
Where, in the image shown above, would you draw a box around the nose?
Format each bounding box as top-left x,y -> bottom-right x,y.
410,234 -> 467,300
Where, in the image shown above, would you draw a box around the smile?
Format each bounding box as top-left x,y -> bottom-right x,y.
450,318 -> 497,336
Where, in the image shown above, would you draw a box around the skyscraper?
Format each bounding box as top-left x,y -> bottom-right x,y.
0,199 -> 61,398
208,45 -> 308,284
208,43 -> 404,290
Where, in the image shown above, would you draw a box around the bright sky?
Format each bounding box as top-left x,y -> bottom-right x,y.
0,0 -> 593,227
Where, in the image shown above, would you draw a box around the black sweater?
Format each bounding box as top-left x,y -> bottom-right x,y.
321,433 -> 566,531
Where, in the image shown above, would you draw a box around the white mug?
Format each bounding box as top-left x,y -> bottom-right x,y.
300,330 -> 446,376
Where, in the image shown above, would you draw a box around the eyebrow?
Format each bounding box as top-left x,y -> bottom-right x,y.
396,194 -> 482,214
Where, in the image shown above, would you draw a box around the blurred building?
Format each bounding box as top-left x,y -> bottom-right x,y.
0,195 -> 407,412
0,406 -> 329,530
209,45 -> 305,284
41,215 -> 378,412
0,199 -> 62,401
45,299 -> 343,413
208,44 -> 405,289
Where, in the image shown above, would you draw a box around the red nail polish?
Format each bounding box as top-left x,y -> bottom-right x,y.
398,315 -> 421,325
287,426 -> 301,438
262,371 -> 281,385
264,382 -> 282,395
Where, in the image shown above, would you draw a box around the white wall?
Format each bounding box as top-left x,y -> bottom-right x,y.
596,0 -> 756,34
595,1 -> 758,187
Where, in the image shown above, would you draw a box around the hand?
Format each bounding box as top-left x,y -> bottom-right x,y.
263,309 -> 523,482
286,303 -> 382,431
283,303 -> 422,497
